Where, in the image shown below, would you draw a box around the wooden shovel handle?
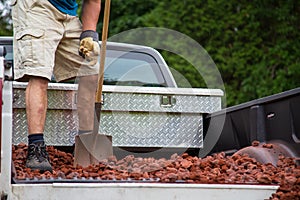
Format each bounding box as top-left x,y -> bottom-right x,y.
95,0 -> 111,103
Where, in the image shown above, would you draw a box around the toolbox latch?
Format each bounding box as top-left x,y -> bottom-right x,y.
160,95 -> 176,108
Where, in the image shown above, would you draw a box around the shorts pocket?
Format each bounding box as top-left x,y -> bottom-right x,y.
11,0 -> 36,8
10,0 -> 17,6
15,28 -> 45,67
15,29 -> 44,40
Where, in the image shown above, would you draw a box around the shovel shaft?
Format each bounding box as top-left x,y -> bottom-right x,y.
93,0 -> 111,134
95,0 -> 111,104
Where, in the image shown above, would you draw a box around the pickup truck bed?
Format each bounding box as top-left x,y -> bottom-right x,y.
0,37 -> 280,200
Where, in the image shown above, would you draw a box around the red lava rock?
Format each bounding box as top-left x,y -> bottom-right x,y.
181,153 -> 190,159
263,143 -> 273,149
161,172 -> 177,182
257,174 -> 272,184
284,176 -> 297,185
181,160 -> 193,169
11,143 -> 300,200
143,172 -> 150,179
166,167 -> 177,173
252,140 -> 260,147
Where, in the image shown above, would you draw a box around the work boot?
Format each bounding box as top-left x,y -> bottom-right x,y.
26,142 -> 53,173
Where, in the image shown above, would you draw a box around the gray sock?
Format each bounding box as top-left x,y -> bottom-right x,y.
78,130 -> 92,135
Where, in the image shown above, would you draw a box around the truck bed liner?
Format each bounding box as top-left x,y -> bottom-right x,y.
205,87 -> 300,155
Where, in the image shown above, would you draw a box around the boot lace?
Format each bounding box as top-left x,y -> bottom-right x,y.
28,143 -> 49,162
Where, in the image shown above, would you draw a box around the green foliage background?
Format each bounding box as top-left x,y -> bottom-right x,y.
0,0 -> 12,35
105,0 -> 300,106
1,0 -> 299,106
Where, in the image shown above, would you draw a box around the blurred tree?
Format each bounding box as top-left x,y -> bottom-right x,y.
0,0 -> 13,35
98,0 -> 159,34
140,0 -> 300,106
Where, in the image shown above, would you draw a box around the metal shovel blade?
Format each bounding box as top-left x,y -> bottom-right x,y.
74,102 -> 113,167
74,133 -> 112,167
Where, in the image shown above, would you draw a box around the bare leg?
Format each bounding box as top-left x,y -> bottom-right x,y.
26,77 -> 49,135
77,75 -> 98,131
25,76 -> 52,172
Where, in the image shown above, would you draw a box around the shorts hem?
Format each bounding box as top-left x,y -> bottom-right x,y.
55,71 -> 98,82
14,70 -> 52,81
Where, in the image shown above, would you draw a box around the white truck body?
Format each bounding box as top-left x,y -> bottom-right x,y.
0,38 -> 278,199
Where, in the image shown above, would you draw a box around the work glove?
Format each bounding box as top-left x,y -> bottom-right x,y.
79,30 -> 100,66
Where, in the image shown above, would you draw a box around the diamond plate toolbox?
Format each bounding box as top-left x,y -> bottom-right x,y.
12,82 -> 223,148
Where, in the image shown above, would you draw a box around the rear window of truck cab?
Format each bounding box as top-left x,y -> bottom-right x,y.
104,50 -> 166,87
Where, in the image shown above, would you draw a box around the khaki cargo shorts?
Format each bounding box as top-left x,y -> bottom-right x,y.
11,0 -> 99,82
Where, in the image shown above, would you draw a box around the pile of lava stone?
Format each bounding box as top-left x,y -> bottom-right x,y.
12,143 -> 300,200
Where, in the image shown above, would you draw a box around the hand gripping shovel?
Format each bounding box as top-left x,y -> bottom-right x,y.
74,0 -> 112,167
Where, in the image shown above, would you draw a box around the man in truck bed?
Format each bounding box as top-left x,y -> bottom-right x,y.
11,0 -> 101,172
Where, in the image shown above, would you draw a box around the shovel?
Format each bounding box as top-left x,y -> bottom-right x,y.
74,0 -> 112,167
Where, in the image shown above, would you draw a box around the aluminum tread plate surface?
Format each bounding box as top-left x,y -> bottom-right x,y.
12,84 -> 221,148
102,93 -> 221,113
100,112 -> 203,147
12,110 -> 203,148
